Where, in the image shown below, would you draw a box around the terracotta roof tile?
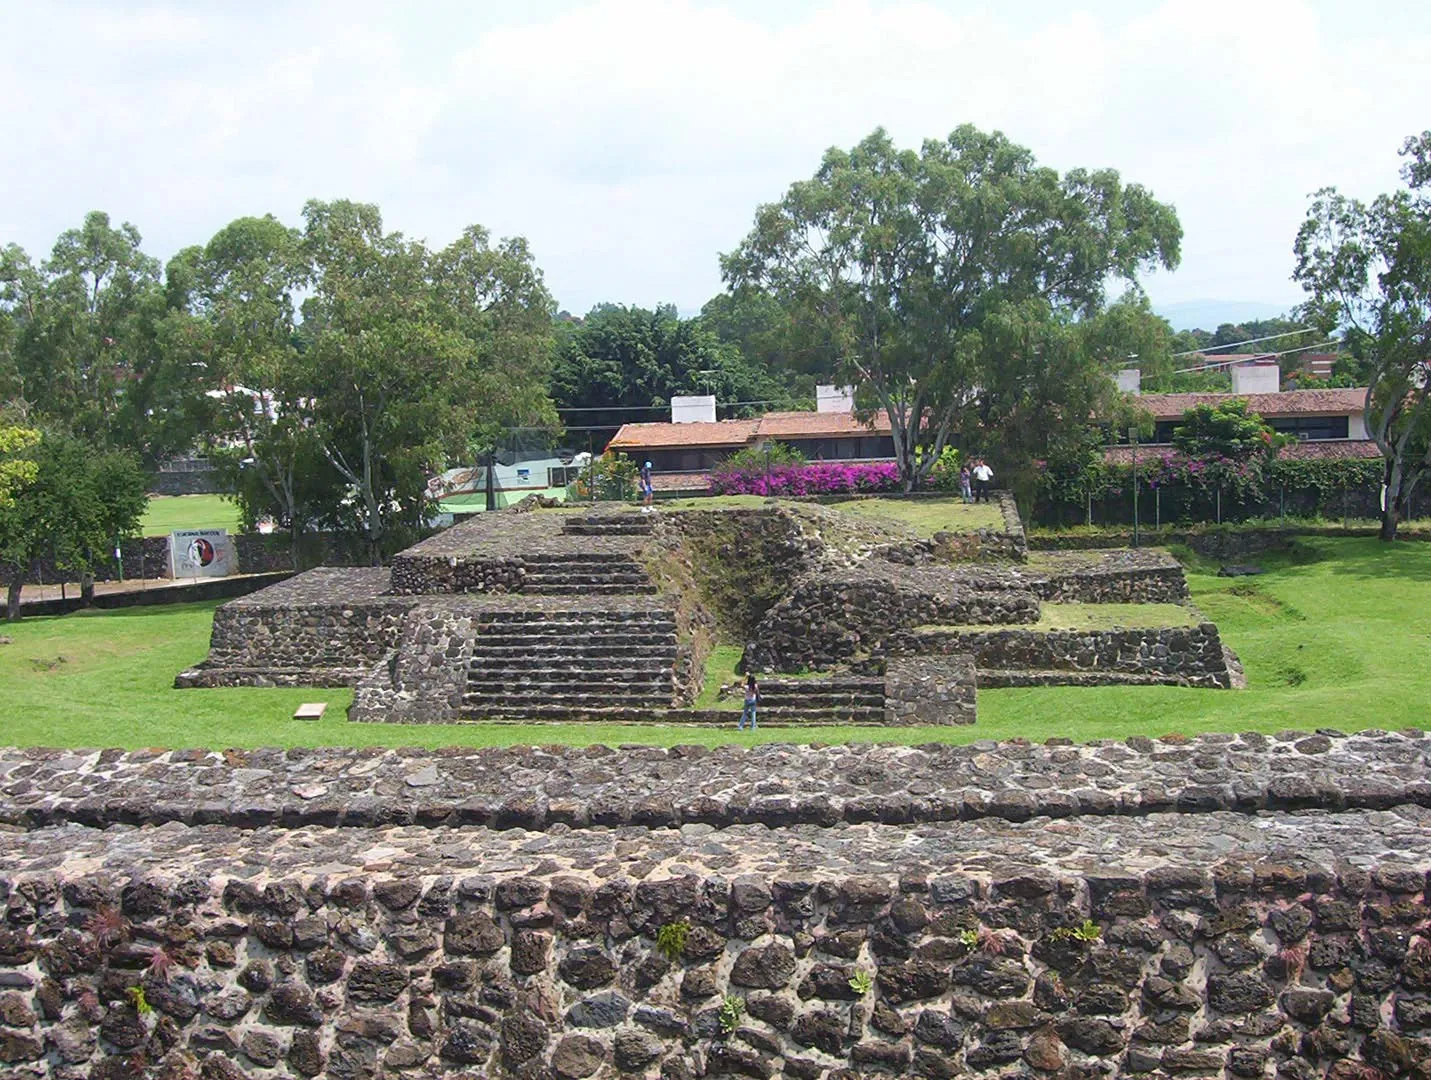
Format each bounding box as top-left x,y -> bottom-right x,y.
1135,388 -> 1367,420
755,410 -> 891,437
607,419 -> 759,449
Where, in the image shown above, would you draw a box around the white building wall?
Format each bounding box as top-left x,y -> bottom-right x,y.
1230,362 -> 1281,395
1348,411 -> 1369,440
816,385 -> 855,413
671,395 -> 717,423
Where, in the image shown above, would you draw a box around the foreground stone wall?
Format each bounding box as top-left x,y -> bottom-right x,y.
899,623 -> 1237,689
1024,551 -> 1190,605
5,733 -> 1431,1078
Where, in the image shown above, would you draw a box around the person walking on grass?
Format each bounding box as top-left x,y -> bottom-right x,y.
640,460 -> 655,513
972,458 -> 994,503
959,464 -> 973,504
738,672 -> 759,731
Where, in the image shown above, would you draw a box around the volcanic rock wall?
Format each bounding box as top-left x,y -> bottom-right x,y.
4,735 -> 1431,1077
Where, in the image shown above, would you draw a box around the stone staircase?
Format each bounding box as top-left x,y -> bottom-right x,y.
560,513 -> 655,538
461,608 -> 678,719
750,675 -> 887,724
519,553 -> 655,595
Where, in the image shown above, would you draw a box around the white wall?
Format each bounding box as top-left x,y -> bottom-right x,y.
1348,411 -> 1369,440
671,395 -> 717,423
1230,363 -> 1280,395
816,385 -> 855,413
1115,369 -> 1141,394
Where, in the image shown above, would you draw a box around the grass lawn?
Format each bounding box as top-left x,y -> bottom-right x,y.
141,494 -> 242,536
2,537 -> 1429,748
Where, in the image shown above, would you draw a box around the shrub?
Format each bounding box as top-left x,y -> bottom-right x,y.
715,441 -> 806,473
707,461 -> 901,496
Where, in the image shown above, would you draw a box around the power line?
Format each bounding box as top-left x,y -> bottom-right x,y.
1172,340 -> 1339,375
1170,327 -> 1320,358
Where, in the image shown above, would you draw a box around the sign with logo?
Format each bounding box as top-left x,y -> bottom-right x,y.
171,529 -> 238,578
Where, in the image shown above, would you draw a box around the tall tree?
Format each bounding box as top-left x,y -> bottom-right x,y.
191,216 -> 322,558
299,201 -> 555,563
0,214 -> 212,464
721,126 -> 1181,490
1295,131 -> 1431,541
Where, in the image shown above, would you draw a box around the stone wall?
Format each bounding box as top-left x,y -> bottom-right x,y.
4,736 -> 1431,1079
897,623 -> 1237,689
883,655 -> 977,726
175,569 -> 414,688
0,537 -> 171,587
1025,551 -> 1190,605
747,565 -> 1039,673
347,602 -> 483,724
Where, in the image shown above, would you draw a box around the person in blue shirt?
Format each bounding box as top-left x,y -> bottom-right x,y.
640,460 -> 654,512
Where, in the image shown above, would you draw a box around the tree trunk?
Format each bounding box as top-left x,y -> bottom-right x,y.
5,578 -> 21,622
80,573 -> 95,607
1380,505 -> 1399,541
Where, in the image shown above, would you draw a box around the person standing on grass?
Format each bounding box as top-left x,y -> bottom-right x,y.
959,464 -> 973,504
972,459 -> 994,503
738,672 -> 759,731
640,460 -> 655,513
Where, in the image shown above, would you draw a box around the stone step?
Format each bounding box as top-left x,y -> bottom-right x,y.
518,557 -> 635,566
759,678 -> 886,693
473,634 -> 676,650
468,657 -> 673,673
519,571 -> 651,584
523,584 -> 659,595
478,612 -> 675,626
464,698 -> 675,711
474,623 -> 676,637
976,668 -> 1183,688
754,695 -> 886,708
467,674 -> 673,690
470,646 -> 677,662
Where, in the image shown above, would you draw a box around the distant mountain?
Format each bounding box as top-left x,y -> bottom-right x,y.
1154,299 -> 1299,332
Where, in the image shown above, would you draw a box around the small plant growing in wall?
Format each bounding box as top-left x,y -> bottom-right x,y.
958,925 -> 1009,955
126,985 -> 153,1017
848,970 -> 874,997
656,919 -> 691,962
1050,919 -> 1101,944
718,995 -> 744,1036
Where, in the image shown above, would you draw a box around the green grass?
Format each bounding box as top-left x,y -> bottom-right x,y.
924,602 -> 1199,633
694,644 -> 746,711
3,537 -> 1430,748
141,494 -> 242,536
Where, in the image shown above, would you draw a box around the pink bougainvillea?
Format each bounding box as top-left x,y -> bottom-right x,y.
708,461 -> 901,496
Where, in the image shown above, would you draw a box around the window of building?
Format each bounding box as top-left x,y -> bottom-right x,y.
1268,416 -> 1350,441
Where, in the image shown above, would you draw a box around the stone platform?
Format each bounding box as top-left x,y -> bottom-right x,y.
4,735 -> 1431,1078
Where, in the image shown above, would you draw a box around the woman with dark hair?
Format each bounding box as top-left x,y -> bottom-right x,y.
737,672 -> 759,731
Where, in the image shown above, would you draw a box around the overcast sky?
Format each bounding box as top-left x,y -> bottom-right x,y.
3,0 -> 1428,324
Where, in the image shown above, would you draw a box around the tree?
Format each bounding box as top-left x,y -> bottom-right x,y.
1172,399 -> 1279,461
0,416 -> 39,510
0,214 -> 213,465
550,303 -> 789,440
0,431 -> 147,619
721,126 -> 1181,490
299,201 -> 555,563
190,216 -> 324,561
698,288 -> 820,394
1295,131 -> 1431,541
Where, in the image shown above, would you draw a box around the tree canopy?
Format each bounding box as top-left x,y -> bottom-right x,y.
721,125 -> 1182,489
551,303 -> 791,439
1294,130 -> 1431,540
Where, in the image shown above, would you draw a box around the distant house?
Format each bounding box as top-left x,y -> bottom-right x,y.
607,388 -> 895,490
1110,363 -> 1375,463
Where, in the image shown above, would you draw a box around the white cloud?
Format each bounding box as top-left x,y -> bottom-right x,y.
1,0 -> 1428,320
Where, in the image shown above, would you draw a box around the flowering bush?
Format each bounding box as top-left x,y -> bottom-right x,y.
708,461 -> 901,496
